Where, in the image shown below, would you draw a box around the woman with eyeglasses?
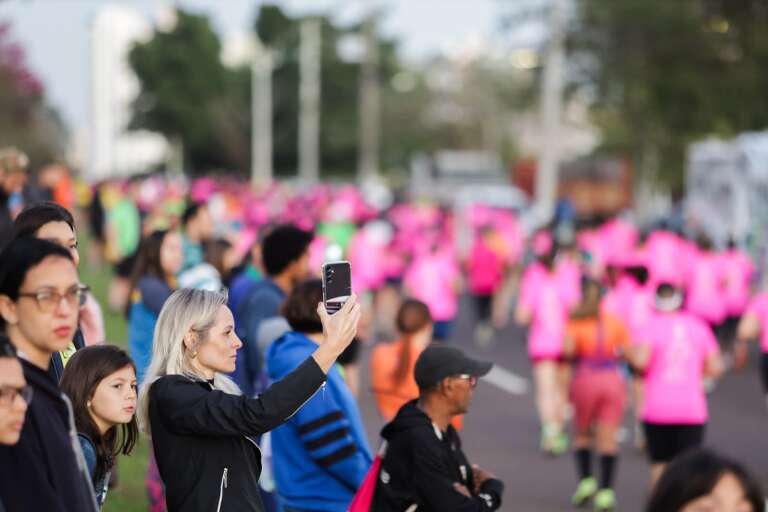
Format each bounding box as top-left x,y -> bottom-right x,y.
13,201 -> 106,381
0,336 -> 30,512
0,238 -> 98,512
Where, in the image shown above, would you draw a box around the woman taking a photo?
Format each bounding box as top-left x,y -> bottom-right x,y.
60,345 -> 139,509
139,288 -> 360,512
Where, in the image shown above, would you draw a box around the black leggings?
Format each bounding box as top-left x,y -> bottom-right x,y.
643,423 -> 705,463
473,294 -> 493,323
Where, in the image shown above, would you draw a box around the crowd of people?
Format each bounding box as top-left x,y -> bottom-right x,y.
0,150 -> 766,512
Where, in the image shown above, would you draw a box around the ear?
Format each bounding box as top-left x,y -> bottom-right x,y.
0,295 -> 18,326
183,331 -> 196,351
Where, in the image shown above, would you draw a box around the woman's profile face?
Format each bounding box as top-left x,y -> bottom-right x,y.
681,473 -> 753,512
195,306 -> 242,375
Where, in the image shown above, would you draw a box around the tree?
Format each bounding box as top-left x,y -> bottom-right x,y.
569,0 -> 768,190
129,10 -> 250,174
0,22 -> 66,167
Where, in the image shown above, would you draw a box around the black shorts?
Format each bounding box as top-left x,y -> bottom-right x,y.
643,423 -> 705,463
761,353 -> 768,394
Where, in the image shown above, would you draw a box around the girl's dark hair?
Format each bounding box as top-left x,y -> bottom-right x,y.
283,278 -> 323,334
625,265 -> 649,286
13,201 -> 75,240
393,299 -> 432,384
60,345 -> 138,485
0,238 -> 74,306
571,278 -> 602,320
125,230 -> 171,317
203,238 -> 233,283
646,449 -> 765,512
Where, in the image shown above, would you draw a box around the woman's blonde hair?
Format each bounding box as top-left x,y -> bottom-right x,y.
138,288 -> 240,434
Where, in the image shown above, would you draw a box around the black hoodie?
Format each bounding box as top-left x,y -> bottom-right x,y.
0,358 -> 98,512
372,400 -> 504,512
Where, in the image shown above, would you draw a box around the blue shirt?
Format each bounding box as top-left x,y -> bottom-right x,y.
231,278 -> 285,397
267,332 -> 372,511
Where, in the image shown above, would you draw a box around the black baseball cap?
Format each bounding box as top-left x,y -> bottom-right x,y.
414,344 -> 493,389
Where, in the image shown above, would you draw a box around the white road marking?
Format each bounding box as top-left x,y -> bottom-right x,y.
481,365 -> 529,395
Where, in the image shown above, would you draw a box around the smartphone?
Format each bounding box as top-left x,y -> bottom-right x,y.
322,261 -> 351,314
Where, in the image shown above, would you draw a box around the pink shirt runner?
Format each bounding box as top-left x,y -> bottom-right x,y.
685,250 -> 727,325
468,237 -> 504,295
519,264 -> 570,359
602,277 -> 653,343
403,251 -> 460,322
639,312 -> 719,424
745,292 -> 768,353
721,250 -> 754,316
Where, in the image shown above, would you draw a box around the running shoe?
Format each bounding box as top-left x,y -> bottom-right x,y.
540,425 -> 568,455
593,488 -> 616,511
571,477 -> 597,507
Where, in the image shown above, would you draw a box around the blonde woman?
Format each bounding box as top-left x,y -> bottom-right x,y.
139,288 -> 360,512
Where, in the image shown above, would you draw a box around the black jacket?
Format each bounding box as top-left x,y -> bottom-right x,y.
372,400 -> 505,512
148,357 -> 327,512
0,359 -> 98,512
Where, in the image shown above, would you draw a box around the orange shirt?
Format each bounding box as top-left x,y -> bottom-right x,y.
370,339 -> 464,429
370,339 -> 421,421
566,313 -> 630,361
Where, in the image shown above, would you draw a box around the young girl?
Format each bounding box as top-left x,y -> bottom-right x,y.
60,345 -> 138,509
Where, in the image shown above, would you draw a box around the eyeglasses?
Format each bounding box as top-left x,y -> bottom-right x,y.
17,285 -> 89,313
0,385 -> 33,407
454,374 -> 479,388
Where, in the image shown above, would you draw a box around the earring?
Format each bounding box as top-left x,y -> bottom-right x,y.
87,401 -> 91,408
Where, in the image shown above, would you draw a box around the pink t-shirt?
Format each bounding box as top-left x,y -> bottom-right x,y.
745,292 -> 768,352
468,237 -> 504,295
640,312 -> 719,424
403,251 -> 460,321
556,256 -> 582,310
602,277 -> 653,343
722,250 -> 754,316
519,265 -> 569,359
645,231 -> 688,287
348,231 -> 388,292
685,250 -> 727,325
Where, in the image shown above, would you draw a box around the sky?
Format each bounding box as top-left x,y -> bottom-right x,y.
0,0 -> 511,135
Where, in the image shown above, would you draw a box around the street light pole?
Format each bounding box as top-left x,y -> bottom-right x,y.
251,37 -> 274,187
299,18 -> 322,185
357,16 -> 380,183
535,0 -> 566,222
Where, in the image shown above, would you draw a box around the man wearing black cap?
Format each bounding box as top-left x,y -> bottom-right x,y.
371,344 -> 505,511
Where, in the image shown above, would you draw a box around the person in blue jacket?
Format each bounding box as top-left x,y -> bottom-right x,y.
126,229 -> 182,384
125,229 -> 182,511
267,278 -> 372,512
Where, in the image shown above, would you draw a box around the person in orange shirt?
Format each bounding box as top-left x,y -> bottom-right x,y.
565,278 -> 631,512
371,299 -> 433,421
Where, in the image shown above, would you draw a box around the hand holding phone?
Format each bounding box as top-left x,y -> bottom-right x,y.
322,261 -> 352,314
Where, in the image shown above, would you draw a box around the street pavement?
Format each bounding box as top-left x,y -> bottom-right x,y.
356,295 -> 768,511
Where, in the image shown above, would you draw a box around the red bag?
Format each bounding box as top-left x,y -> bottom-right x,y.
348,442 -> 387,512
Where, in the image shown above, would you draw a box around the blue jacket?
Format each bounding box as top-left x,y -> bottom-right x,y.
128,275 -> 173,384
232,278 -> 285,397
228,265 -> 262,319
78,434 -> 109,508
267,332 -> 372,512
